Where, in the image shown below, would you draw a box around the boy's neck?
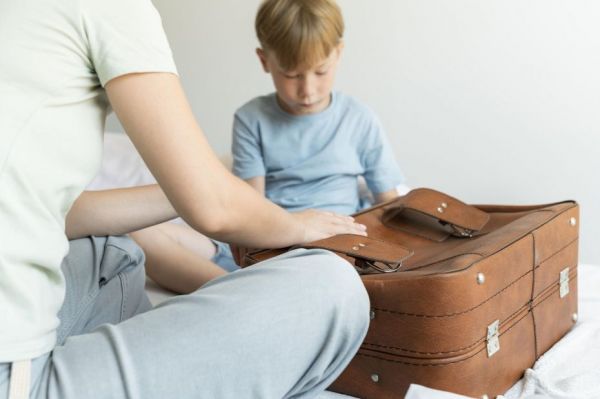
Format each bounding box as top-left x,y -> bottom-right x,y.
276,92 -> 333,116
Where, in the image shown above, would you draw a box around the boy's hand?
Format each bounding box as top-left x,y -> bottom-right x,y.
293,209 -> 367,244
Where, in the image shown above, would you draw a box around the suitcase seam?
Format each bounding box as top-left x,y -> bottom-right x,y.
531,231 -> 540,360
363,267 -> 577,355
370,236 -> 578,317
371,269 -> 531,318
363,301 -> 529,354
356,310 -> 529,366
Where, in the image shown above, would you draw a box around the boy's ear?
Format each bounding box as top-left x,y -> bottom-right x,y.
335,41 -> 345,59
256,48 -> 270,73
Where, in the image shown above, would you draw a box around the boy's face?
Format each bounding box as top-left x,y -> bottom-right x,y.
257,44 -> 343,116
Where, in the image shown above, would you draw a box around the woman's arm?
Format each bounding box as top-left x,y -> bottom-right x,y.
244,176 -> 265,195
66,185 -> 176,240
102,72 -> 365,247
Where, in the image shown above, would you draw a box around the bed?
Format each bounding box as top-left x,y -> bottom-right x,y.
91,133 -> 600,399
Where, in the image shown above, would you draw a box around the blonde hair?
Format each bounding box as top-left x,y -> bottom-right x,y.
255,0 -> 344,71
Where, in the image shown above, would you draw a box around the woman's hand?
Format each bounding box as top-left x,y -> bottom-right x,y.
292,209 -> 367,243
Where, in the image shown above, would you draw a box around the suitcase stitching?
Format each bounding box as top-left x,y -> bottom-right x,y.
356,310 -> 531,367
361,266 -> 577,356
382,207 -> 574,273
371,269 -> 531,318
369,236 -> 578,317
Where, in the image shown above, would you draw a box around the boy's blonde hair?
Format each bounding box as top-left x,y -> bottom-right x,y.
255,0 -> 344,71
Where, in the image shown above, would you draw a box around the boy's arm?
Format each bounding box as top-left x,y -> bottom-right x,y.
231,111 -> 267,196
129,224 -> 226,294
244,176 -> 265,196
360,111 -> 405,206
374,188 -> 399,204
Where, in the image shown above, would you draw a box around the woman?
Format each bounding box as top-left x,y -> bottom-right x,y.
0,0 -> 369,398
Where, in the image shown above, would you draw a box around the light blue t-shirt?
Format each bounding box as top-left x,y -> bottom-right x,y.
232,92 -> 404,215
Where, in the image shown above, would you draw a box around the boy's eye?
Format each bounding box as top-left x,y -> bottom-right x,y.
284,73 -> 300,79
316,70 -> 328,76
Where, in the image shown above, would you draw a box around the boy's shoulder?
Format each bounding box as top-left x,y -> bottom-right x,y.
335,92 -> 379,120
233,92 -> 378,124
234,93 -> 278,121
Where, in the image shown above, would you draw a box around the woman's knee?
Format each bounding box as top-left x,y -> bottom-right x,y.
189,248 -> 370,338
282,249 -> 370,333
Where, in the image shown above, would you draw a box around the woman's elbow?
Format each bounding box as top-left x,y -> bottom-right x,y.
184,204 -> 233,238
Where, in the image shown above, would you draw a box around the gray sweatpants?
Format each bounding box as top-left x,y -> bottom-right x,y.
0,236 -> 369,398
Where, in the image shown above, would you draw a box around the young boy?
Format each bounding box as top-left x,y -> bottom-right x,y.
124,0 -> 404,294
233,0 -> 405,215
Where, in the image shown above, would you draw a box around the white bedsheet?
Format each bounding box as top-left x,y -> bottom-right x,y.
503,264 -> 600,399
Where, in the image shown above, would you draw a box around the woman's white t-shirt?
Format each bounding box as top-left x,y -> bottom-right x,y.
0,0 -> 177,361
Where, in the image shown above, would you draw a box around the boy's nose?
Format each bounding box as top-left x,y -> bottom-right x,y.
298,76 -> 316,100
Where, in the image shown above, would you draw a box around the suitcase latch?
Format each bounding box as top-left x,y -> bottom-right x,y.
486,320 -> 500,357
559,267 -> 570,298
448,224 -> 475,238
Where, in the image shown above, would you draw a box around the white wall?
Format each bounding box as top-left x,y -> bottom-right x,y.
107,0 -> 600,263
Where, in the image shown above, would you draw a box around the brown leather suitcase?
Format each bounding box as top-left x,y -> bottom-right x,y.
240,188 -> 579,399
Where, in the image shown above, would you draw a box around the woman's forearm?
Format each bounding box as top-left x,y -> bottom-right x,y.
206,175 -> 366,248
105,73 -> 365,248
203,174 -> 305,247
65,185 -> 177,239
105,73 -> 304,247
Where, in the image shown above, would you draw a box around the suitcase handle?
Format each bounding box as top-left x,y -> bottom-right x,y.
382,188 -> 490,238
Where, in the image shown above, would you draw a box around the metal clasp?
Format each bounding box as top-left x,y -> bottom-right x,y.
450,224 -> 475,238
438,221 -> 475,238
486,320 -> 500,357
559,267 -> 570,298
355,259 -> 402,274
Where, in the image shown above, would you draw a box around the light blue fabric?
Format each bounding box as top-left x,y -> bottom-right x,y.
211,240 -> 239,272
0,236 -> 369,399
232,92 -> 405,215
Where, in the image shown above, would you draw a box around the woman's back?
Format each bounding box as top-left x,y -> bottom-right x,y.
0,0 -> 176,363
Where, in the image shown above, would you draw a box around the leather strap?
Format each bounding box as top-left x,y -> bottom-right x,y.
9,360 -> 31,399
382,188 -> 490,237
298,234 -> 413,266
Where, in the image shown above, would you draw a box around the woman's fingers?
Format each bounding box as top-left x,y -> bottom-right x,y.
294,209 -> 368,243
327,213 -> 364,231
